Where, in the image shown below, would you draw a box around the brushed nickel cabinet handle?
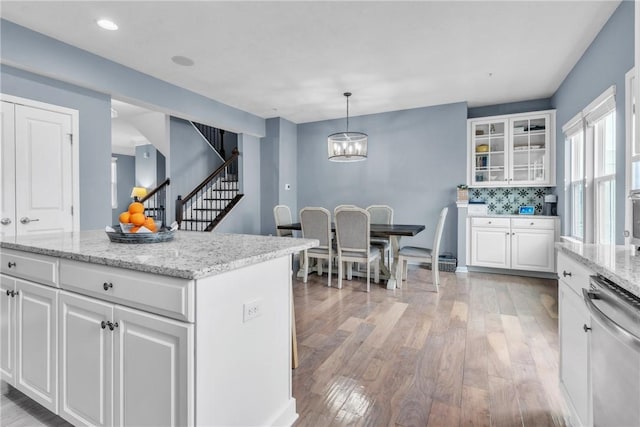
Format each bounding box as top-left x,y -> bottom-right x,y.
103,282 -> 113,291
7,262 -> 16,268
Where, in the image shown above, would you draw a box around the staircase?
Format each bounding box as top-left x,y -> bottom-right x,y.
192,122 -> 227,160
176,147 -> 243,231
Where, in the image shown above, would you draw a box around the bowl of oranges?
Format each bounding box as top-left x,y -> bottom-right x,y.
106,202 -> 175,244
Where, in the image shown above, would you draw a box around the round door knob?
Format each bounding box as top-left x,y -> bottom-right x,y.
0,218 -> 11,225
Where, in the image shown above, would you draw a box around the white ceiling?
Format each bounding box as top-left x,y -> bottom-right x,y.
0,1 -> 620,124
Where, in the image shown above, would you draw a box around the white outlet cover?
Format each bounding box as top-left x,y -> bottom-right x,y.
243,299 -> 262,322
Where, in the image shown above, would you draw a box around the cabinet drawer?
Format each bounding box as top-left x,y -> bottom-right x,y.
511,218 -> 556,230
557,251 -> 593,297
0,249 -> 58,287
59,260 -> 194,322
471,217 -> 510,228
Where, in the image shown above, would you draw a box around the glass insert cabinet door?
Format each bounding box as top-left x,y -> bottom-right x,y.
471,119 -> 508,185
510,114 -> 550,184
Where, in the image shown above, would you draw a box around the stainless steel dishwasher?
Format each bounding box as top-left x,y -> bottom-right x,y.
583,275 -> 640,427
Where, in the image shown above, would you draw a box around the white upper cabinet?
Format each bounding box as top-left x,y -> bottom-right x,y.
468,110 -> 556,187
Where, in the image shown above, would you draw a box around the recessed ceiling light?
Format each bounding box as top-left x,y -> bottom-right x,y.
171,56 -> 195,67
97,19 -> 118,31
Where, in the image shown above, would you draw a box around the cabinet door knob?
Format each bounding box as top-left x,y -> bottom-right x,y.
13,291 -> 18,297
103,282 -> 113,291
107,321 -> 119,331
530,222 -> 534,225
7,262 -> 16,268
563,270 -> 572,277
583,324 -> 592,332
0,218 -> 11,225
6,289 -> 11,296
101,321 -> 107,329
488,221 -> 492,224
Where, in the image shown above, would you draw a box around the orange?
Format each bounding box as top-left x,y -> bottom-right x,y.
128,202 -> 144,215
130,212 -> 146,226
130,226 -> 141,233
143,217 -> 157,232
118,211 -> 131,224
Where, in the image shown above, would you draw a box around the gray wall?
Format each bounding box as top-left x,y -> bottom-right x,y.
169,117 -> 223,212
260,118 -> 298,235
551,0 -> 634,243
135,144 -> 158,189
111,154 -> 135,224
1,65 -> 112,230
468,98 -> 553,119
297,102 -> 468,256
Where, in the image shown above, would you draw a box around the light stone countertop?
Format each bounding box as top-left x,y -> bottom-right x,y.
556,241 -> 640,297
467,214 -> 560,219
0,230 -> 318,280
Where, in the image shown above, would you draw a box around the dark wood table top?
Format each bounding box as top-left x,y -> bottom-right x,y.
277,223 -> 425,237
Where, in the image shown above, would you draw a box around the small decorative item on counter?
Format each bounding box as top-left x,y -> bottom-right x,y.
457,184 -> 469,202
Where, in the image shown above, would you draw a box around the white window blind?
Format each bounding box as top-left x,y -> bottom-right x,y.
584,86 -> 616,127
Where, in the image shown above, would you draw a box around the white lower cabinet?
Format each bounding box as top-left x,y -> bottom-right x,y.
470,226 -> 510,268
0,274 -> 58,412
559,281 -> 591,427
469,217 -> 558,273
58,291 -> 192,427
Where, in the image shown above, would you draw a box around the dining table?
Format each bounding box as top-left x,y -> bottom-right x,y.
277,223 -> 425,289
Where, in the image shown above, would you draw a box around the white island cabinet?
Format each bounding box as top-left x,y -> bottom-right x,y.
0,230 -> 317,427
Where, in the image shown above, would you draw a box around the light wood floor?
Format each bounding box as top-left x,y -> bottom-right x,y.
1,267 -> 568,427
292,267 -> 568,427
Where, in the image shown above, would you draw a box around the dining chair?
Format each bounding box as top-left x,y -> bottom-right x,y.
396,207 -> 448,292
300,207 -> 333,287
366,205 -> 393,267
274,205 -> 293,237
334,207 -> 380,292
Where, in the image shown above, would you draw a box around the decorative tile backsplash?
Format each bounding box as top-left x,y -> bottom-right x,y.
469,187 -> 553,215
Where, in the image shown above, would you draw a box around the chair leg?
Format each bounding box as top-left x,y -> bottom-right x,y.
366,263 -> 370,293
402,259 -> 409,281
374,260 -> 380,284
432,263 -> 439,292
347,263 -> 353,280
303,251 -> 309,283
327,256 -> 332,288
337,257 -> 343,289
317,259 -> 323,276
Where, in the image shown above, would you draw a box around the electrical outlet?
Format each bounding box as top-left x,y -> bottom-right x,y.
243,299 -> 262,322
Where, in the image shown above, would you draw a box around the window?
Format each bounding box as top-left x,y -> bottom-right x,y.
563,86 -> 616,243
568,131 -> 584,240
111,157 -> 118,209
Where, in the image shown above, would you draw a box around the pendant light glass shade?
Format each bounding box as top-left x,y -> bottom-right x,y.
328,92 -> 368,162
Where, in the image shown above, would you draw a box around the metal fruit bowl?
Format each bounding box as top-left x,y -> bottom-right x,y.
106,224 -> 176,244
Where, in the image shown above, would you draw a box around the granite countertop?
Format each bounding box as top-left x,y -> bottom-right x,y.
0,230 -> 318,280
468,214 -> 560,219
556,241 -> 640,297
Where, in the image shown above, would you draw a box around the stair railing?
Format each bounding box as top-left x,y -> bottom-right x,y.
140,178 -> 171,227
176,148 -> 242,231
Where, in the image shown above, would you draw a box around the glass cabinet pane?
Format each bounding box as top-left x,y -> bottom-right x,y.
511,116 -> 548,184
473,120 -> 507,184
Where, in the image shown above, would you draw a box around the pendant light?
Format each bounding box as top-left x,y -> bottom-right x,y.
328,92 -> 368,162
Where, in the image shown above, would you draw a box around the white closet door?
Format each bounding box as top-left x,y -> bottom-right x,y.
14,104 -> 73,234
1,101 -> 16,238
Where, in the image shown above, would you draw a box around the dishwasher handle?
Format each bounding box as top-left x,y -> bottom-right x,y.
583,288 -> 640,352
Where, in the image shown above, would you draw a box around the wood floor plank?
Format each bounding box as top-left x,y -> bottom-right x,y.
433,327 -> 466,406
460,386 -> 491,427
427,400 -> 461,427
488,375 -> 523,427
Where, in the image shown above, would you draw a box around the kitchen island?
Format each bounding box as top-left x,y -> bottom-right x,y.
0,230 -> 317,427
